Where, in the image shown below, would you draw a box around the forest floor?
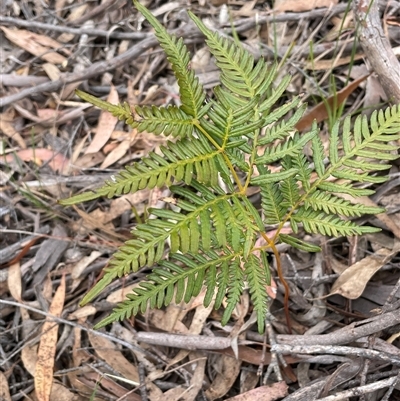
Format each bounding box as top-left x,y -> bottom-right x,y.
1,0 -> 400,400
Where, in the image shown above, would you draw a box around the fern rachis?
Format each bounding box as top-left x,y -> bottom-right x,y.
60,0 -> 400,334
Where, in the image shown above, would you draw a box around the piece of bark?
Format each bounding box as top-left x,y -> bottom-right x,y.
353,0 -> 400,103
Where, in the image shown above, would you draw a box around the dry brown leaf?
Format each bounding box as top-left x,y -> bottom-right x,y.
274,0 -> 338,12
82,372 -> 141,401
101,139 -> 132,168
87,331 -> 140,384
49,382 -> 80,401
296,74 -> 370,131
12,103 -> 89,127
162,387 -> 186,401
72,205 -> 126,241
180,353 -> 207,401
71,251 -> 102,280
205,354 -> 242,400
36,108 -> 60,120
328,243 -> 400,299
85,85 -> 119,154
0,27 -> 67,64
42,63 -> 61,81
1,148 -> 70,174
21,309 -> 38,376
58,4 -> 89,42
72,318 -> 91,368
73,151 -> 104,168
87,332 -> 162,400
225,382 -> 289,401
167,297 -> 216,367
98,190 -> 150,224
68,305 -> 97,320
305,54 -> 365,70
0,108 -> 27,149
0,371 -> 12,401
7,262 -> 22,301
21,343 -> 38,376
106,282 -> 141,303
35,274 -> 66,401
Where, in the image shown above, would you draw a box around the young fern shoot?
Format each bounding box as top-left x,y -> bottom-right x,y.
60,0 -> 400,333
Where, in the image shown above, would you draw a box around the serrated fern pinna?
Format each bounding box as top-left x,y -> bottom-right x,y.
60,0 -> 400,333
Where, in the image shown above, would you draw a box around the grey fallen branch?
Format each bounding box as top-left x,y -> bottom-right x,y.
277,308 -> 400,346
353,0 -> 400,103
0,22 -> 217,108
283,376 -> 398,401
272,344 -> 400,367
0,16 -> 149,40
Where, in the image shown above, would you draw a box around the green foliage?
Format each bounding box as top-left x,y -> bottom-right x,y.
60,0 -> 400,333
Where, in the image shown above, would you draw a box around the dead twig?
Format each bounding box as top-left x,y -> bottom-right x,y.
0,16 -> 148,40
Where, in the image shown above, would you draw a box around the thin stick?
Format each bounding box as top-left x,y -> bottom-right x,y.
260,232 -> 292,334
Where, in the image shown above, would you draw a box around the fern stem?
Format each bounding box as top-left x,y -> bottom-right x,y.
243,114 -> 262,192
260,232 -> 292,334
194,121 -> 244,192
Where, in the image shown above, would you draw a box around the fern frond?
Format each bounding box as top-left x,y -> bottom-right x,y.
94,250 -> 238,329
304,191 -> 384,217
244,254 -> 270,333
63,2 -> 400,335
316,181 -> 375,197
280,176 -> 301,209
189,12 -> 275,99
259,73 -> 292,115
279,234 -> 321,252
133,0 -> 205,118
311,135 -> 326,178
258,100 -> 305,145
83,184 -> 256,300
257,126 -> 318,164
133,105 -> 194,137
76,89 -> 135,125
251,168 -> 298,185
260,182 -> 286,225
292,153 -> 312,192
61,138 -> 222,204
221,257 -> 244,326
293,209 -> 380,236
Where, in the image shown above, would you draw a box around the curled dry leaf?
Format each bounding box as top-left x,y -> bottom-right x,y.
0,27 -> 67,64
101,139 -> 132,168
274,0 -> 338,12
35,274 -> 66,401
85,85 -> 119,154
0,372 -> 12,401
0,108 -> 27,149
7,262 -> 22,302
225,382 -> 289,401
328,242 -> 400,299
49,382 -> 80,401
87,332 -> 140,385
295,74 -> 370,132
1,148 -> 70,174
206,354 -> 242,400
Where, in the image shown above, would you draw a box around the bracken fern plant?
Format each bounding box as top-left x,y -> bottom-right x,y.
60,0 -> 400,333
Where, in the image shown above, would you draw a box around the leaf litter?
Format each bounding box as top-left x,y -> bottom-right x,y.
1,0 -> 400,400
